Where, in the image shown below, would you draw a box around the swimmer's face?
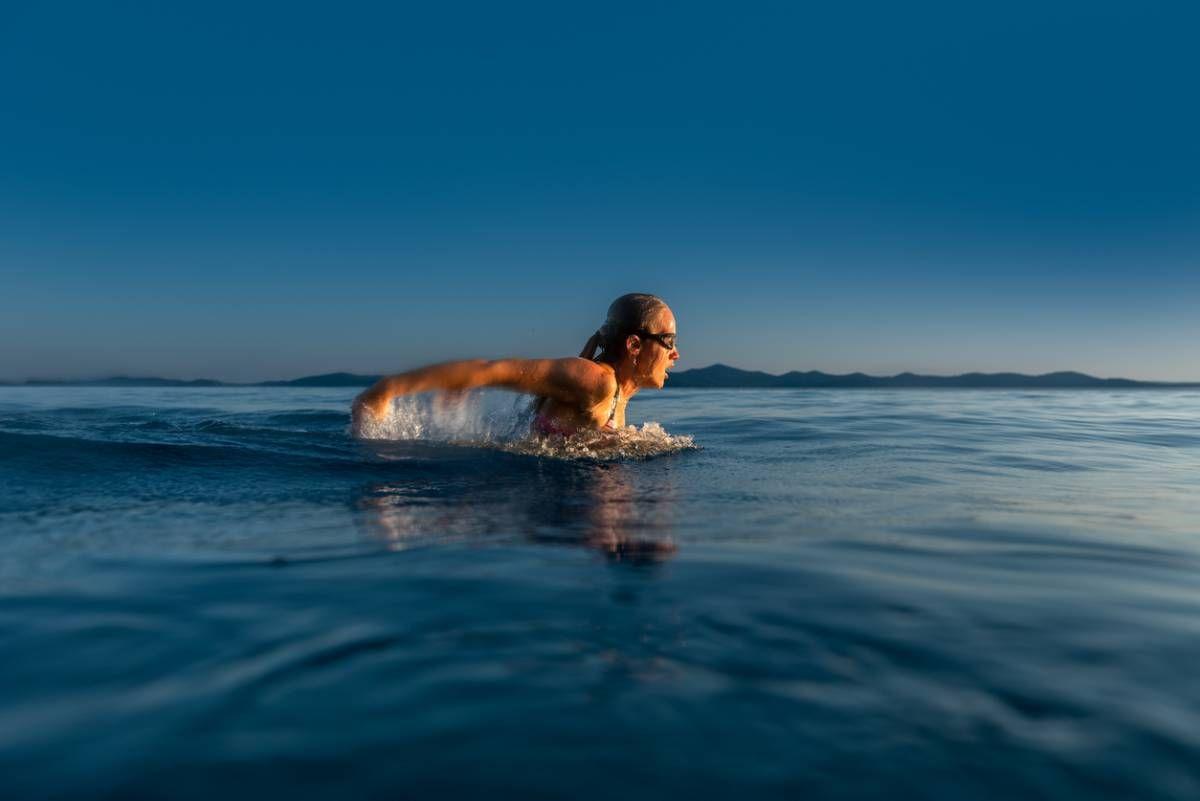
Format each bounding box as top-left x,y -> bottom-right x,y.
636,305 -> 679,390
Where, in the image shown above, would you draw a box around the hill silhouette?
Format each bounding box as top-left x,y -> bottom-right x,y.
665,364 -> 1188,388
4,366 -> 1197,389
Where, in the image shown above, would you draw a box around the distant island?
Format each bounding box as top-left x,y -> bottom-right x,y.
4,366 -> 1199,389
662,364 -> 1200,389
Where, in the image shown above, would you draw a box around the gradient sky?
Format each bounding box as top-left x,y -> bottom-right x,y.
2,1 -> 1197,381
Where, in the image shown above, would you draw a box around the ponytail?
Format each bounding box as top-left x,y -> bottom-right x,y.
579,330 -> 603,361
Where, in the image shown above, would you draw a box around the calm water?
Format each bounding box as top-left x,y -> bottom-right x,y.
2,387 -> 1200,799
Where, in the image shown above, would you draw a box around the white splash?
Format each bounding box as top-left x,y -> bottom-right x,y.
505,421 -> 695,461
351,390 -> 696,461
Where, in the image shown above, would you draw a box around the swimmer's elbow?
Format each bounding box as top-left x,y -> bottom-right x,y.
490,357 -> 600,403
475,359 -> 528,393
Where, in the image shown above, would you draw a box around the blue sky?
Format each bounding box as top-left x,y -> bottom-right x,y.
2,1 -> 1197,381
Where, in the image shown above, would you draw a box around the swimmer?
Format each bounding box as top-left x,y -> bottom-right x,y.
352,293 -> 679,435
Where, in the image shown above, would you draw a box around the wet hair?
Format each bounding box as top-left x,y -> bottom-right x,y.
579,293 -> 668,365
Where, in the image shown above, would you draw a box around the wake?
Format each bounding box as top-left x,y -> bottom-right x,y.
351,390 -> 695,461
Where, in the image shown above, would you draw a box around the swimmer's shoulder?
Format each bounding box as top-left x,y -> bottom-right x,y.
551,357 -> 617,406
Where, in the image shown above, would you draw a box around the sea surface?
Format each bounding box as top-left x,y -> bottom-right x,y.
2,386 -> 1199,800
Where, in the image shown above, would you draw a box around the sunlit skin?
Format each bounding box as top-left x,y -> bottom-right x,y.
352,306 -> 679,432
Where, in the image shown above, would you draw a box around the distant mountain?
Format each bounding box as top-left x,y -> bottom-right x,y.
4,366 -> 1196,389
664,364 -> 780,388
259,372 -> 382,387
19,376 -> 226,387
666,365 -> 1196,389
3,373 -> 382,388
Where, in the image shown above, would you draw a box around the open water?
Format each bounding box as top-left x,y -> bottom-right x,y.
2,386 -> 1199,800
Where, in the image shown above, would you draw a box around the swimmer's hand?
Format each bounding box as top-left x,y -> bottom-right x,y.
352,387 -> 391,425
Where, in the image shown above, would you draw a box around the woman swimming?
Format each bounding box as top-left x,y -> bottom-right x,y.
352,293 -> 679,435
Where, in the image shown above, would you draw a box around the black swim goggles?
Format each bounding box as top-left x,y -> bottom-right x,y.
635,330 -> 677,351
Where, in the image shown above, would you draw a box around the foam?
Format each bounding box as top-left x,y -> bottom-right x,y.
351,390 -> 696,461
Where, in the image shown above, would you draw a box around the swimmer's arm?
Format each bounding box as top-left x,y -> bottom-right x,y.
353,358 -> 612,419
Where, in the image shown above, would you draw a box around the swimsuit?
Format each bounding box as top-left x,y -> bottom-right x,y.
533,386 -> 620,436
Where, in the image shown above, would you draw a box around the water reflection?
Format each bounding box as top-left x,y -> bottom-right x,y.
355,460 -> 678,562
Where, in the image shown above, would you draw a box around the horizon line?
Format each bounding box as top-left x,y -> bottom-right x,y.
3,364 -> 1200,387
